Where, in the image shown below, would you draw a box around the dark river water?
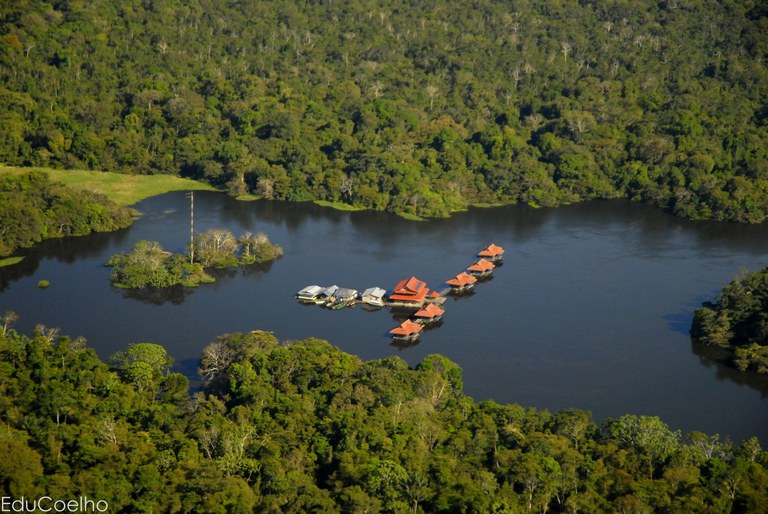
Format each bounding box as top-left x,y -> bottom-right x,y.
3,192 -> 768,443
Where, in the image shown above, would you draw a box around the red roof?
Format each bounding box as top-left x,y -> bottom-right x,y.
389,276 -> 430,302
390,320 -> 424,336
478,243 -> 505,257
393,276 -> 426,294
467,259 -> 495,272
414,304 -> 445,319
446,272 -> 478,287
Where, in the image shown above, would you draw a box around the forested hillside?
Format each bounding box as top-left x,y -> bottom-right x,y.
1,0 -> 767,220
1,323 -> 766,513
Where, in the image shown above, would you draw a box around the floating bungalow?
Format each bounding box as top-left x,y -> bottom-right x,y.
361,287 -> 387,307
331,287 -> 358,309
467,259 -> 495,277
296,285 -> 324,303
478,243 -> 505,262
317,285 -> 339,305
413,303 -> 445,324
446,272 -> 477,293
389,319 -> 423,342
388,276 -> 432,307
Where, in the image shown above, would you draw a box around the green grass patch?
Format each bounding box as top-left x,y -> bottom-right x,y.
471,202 -> 505,208
395,211 -> 426,221
0,256 -> 24,267
236,193 -> 262,201
0,166 -> 219,206
313,200 -> 364,212
37,279 -> 50,288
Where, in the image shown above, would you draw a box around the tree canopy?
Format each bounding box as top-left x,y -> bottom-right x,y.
692,266 -> 768,374
1,318 -> 767,512
1,0 -> 767,220
0,170 -> 132,257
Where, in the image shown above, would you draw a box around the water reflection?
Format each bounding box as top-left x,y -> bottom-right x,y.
2,191 -> 768,443
119,284 -> 192,306
691,341 -> 768,399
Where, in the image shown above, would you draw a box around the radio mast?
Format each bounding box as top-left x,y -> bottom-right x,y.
186,191 -> 195,264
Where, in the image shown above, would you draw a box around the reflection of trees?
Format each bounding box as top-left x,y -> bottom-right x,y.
691,340 -> 768,399
120,284 -> 191,306
0,255 -> 39,291
117,259 -> 278,306
0,226 -> 131,291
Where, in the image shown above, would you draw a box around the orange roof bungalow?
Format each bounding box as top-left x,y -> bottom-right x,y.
390,319 -> 423,342
446,272 -> 477,292
467,258 -> 495,277
478,243 -> 505,262
413,303 -> 445,324
388,276 -> 431,306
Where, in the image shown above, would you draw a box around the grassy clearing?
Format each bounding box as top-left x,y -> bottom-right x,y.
236,193 -> 262,202
313,200 -> 365,212
395,211 -> 426,221
0,166 -> 219,206
471,202 -> 505,208
0,257 -> 24,268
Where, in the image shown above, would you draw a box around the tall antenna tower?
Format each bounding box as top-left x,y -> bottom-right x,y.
186,191 -> 195,264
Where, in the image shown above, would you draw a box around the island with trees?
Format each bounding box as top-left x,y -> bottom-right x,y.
0,317 -> 766,512
107,229 -> 282,288
1,1 -> 767,221
691,266 -> 768,374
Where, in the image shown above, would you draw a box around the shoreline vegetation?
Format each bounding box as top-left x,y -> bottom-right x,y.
0,319 -> 765,512
107,229 -> 283,289
691,266 -> 768,375
0,256 -> 24,268
0,170 -> 133,258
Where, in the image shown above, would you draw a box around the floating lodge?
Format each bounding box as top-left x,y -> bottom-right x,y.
294,243 -> 505,340
478,243 -> 504,262
467,258 -> 495,277
413,303 -> 445,324
389,319 -> 423,342
446,271 -> 478,293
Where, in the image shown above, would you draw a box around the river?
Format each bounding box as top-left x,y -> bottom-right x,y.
2,191 -> 768,443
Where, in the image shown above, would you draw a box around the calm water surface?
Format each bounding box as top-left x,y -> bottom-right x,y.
3,192 -> 768,443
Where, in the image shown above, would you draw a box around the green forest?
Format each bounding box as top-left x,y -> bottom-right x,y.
691,266 -> 768,374
1,320 -> 766,513
0,170 -> 132,257
1,0 -> 768,220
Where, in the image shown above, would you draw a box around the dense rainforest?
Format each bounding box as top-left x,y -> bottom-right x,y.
1,0 -> 768,221
0,321 -> 766,513
692,266 -> 768,375
0,170 -> 132,257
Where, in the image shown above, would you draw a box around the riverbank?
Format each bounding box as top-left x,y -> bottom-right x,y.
0,165 -> 219,206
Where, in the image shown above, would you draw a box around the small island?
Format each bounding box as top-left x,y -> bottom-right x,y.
107,228 -> 282,288
691,266 -> 768,374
